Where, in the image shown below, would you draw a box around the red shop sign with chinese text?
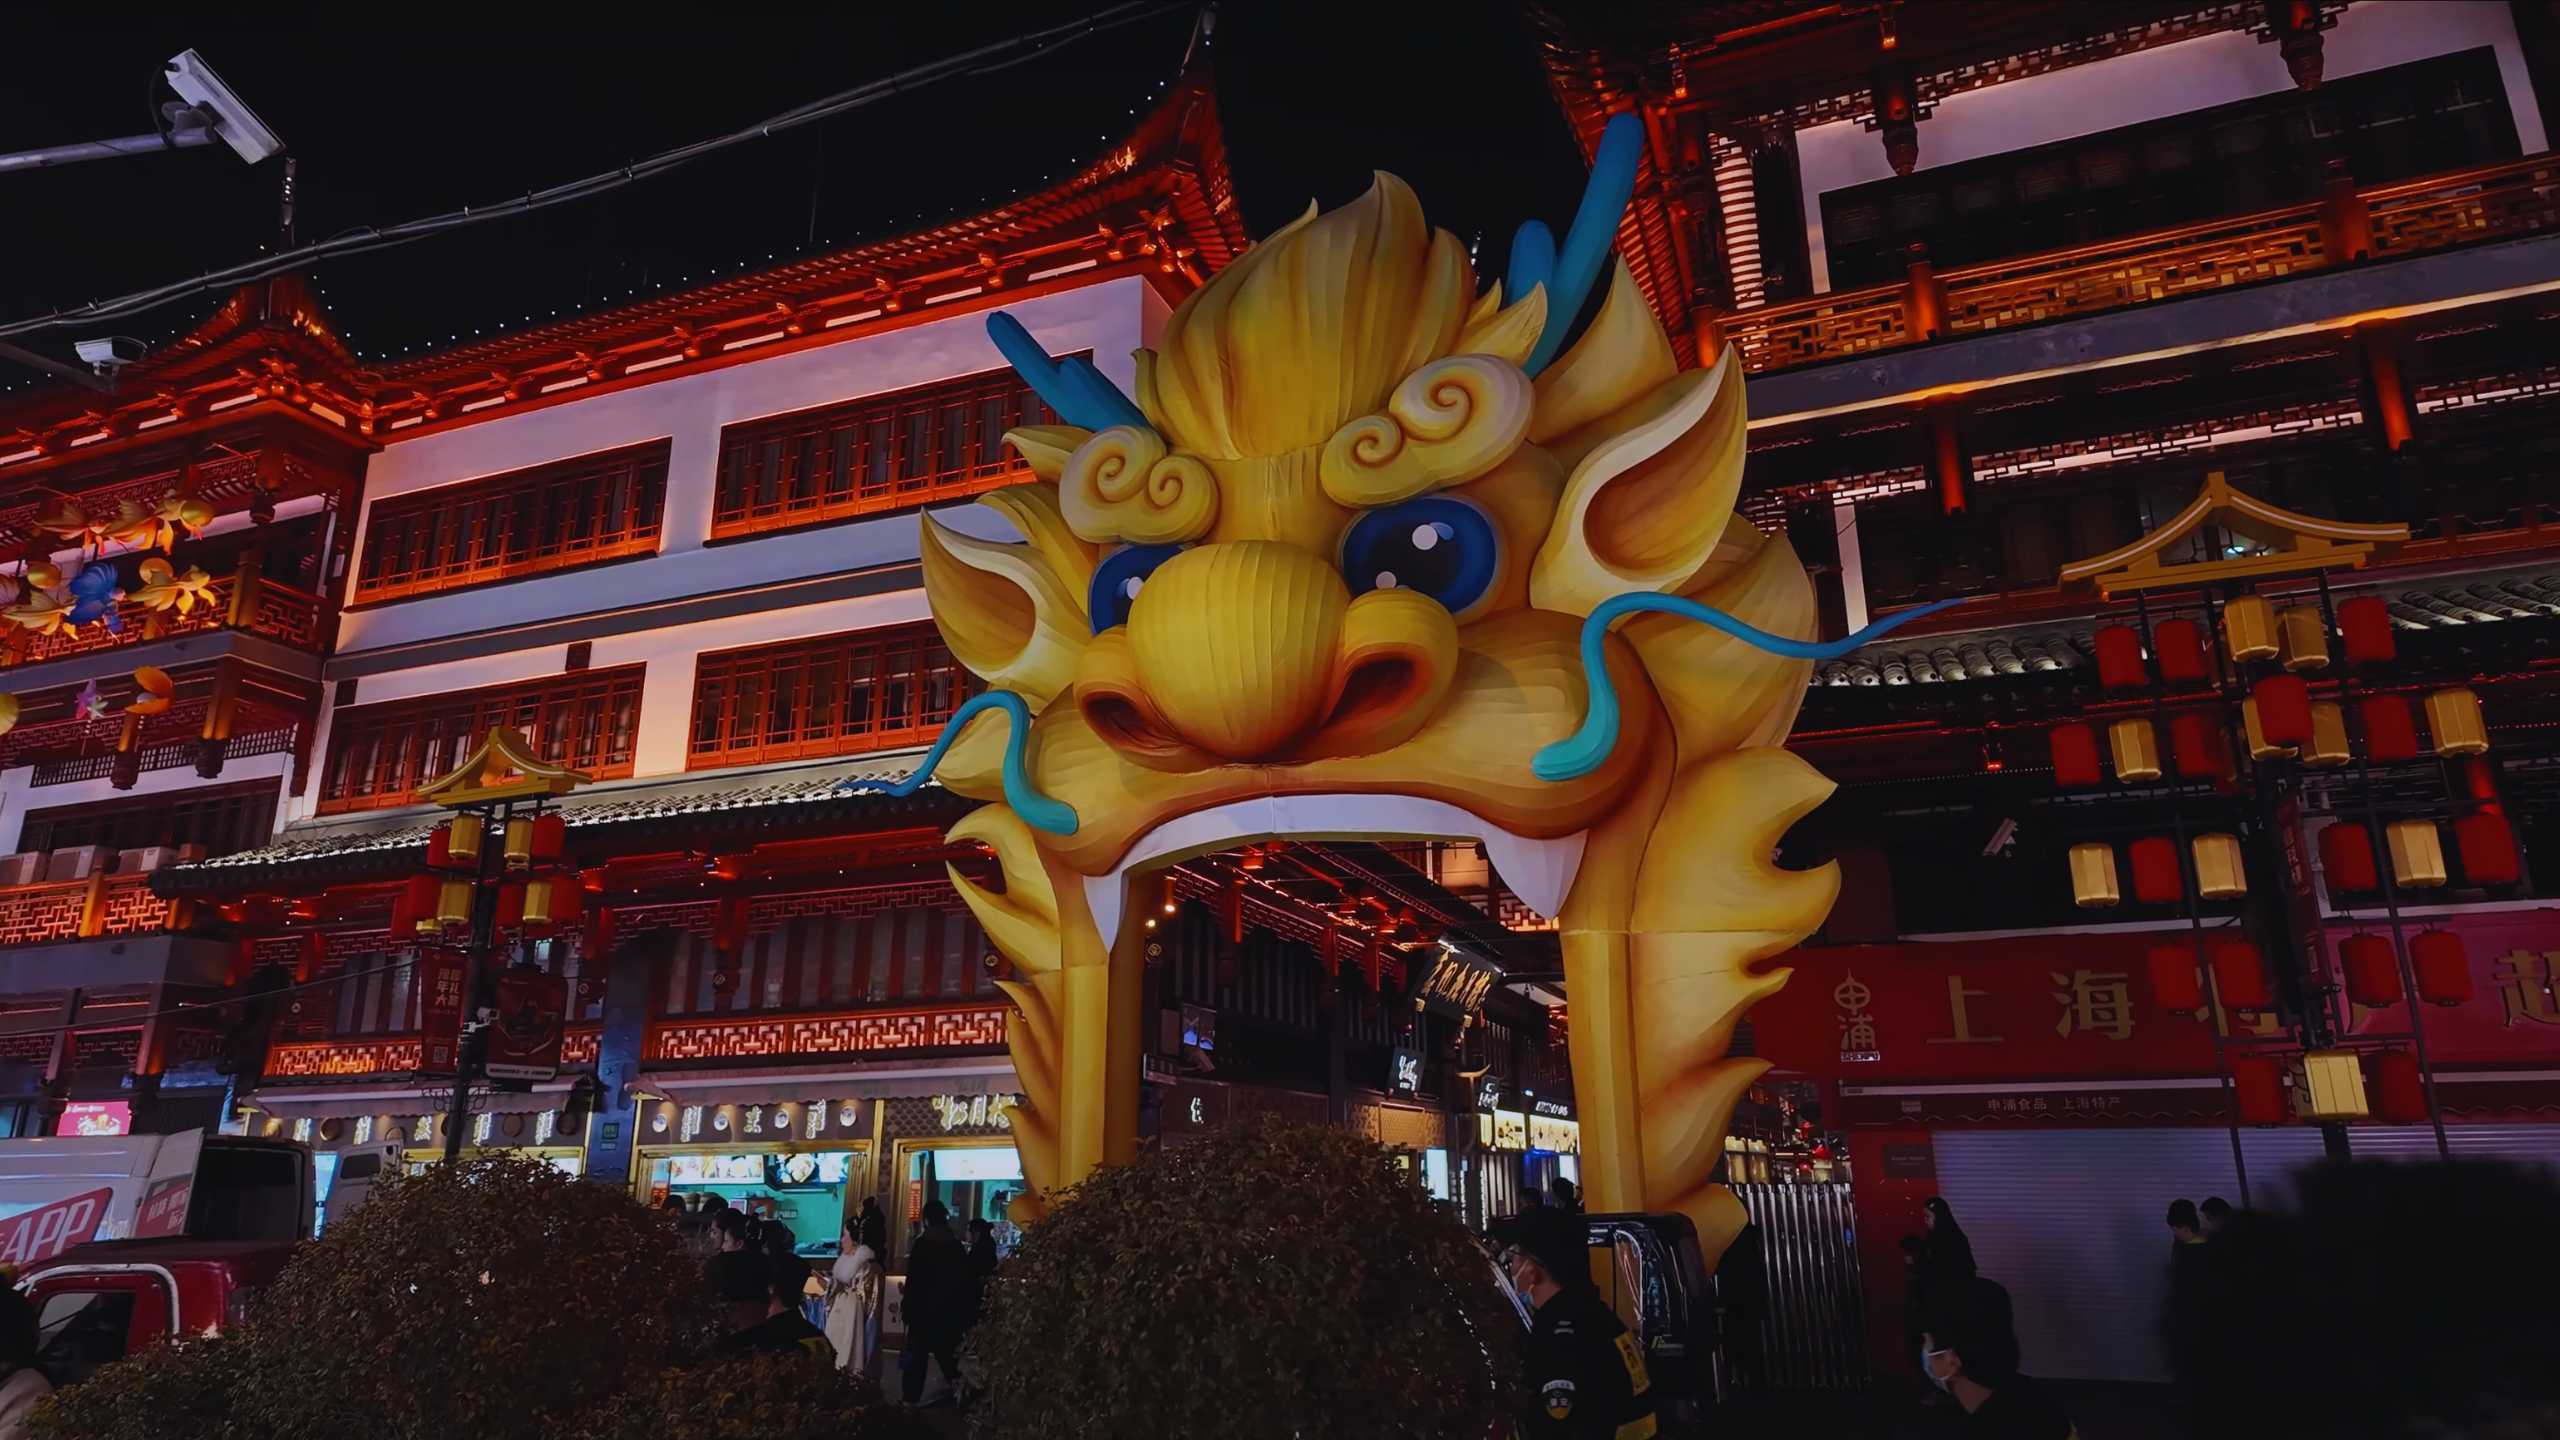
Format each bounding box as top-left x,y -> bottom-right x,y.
2326,908 -> 2560,1064
1754,933 -> 2222,1082
418,950 -> 467,1076
1755,914 -> 2560,1085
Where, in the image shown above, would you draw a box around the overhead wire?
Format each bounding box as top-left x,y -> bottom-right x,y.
0,0 -> 1192,342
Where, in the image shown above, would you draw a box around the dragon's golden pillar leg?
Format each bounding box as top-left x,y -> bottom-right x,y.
1560,928 -> 1645,1213
1050,874 -> 1148,1188
1104,908 -> 1145,1168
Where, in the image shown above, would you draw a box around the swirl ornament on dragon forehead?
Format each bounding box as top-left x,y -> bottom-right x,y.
854,113 -> 1951,1262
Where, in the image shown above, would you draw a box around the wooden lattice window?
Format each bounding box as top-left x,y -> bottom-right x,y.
688,622 -> 975,769
16,781 -> 281,858
318,666 -> 644,814
355,441 -> 668,602
708,362 -> 1070,538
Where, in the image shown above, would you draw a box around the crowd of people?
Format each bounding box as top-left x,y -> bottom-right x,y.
668,1191 -> 1000,1408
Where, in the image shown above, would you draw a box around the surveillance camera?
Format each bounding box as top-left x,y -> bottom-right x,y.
164,50 -> 284,166
74,336 -> 147,371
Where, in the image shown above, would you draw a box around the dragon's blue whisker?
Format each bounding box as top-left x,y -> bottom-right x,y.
843,689 -> 1078,837
1531,594 -> 1964,782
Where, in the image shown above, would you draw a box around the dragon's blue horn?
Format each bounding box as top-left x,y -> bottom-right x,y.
986,312 -> 1149,433
1521,111 -> 1645,377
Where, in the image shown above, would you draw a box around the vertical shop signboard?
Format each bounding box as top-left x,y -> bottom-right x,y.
418,950 -> 468,1076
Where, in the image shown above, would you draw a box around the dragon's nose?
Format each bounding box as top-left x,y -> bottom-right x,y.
1120,542 -> 1349,761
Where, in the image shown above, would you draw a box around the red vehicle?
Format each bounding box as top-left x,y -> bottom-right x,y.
1,1131 -> 312,1380
21,1241 -> 296,1383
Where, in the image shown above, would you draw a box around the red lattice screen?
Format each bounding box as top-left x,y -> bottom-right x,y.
318,666 -> 642,813
709,363 -> 1066,538
356,441 -> 668,602
687,622 -> 974,769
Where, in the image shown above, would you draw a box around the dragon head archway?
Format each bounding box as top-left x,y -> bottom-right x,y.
872,117 -> 1942,1265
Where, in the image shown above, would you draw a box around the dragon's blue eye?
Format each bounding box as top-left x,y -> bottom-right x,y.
1342,497 -> 1498,615
1088,544 -> 1183,633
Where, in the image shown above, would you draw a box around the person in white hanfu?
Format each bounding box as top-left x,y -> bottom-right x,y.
823,1216 -> 883,1379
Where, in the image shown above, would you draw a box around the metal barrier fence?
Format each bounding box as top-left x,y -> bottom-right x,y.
1727,1181 -> 1868,1390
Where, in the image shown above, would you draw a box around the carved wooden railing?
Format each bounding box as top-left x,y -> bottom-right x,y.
2,574 -> 325,671
1724,156 -> 2560,373
0,873 -> 180,947
258,1002 -> 1008,1082
263,1024 -> 605,1081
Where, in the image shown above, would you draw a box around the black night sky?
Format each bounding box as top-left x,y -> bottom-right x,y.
0,2 -> 1590,385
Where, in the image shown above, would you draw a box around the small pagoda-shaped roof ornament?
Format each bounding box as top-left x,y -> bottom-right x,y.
415,726 -> 593,808
2058,470 -> 2409,597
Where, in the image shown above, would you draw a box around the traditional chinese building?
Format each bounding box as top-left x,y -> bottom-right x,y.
0,68 -> 1574,1263
1539,0 -> 2560,1388
0,274 -> 369,1139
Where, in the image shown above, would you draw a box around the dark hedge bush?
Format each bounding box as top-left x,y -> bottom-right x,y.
967,1120 -> 1517,1439
569,1350 -> 934,1440
32,1154 -> 896,1440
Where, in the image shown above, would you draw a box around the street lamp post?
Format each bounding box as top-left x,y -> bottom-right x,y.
402,728 -> 592,1165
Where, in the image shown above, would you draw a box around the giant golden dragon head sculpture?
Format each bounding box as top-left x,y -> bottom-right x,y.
865,117 -> 1942,1263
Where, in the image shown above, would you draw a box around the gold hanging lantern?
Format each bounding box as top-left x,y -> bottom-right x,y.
2241,698 -> 2299,761
434,878 -> 473,930
2108,718 -> 2163,782
521,877 -> 555,926
2300,1050 -> 2371,1120
503,816 -> 536,871
2424,688 -> 2488,756
2277,606 -> 2330,672
2302,702 -> 2351,767
2387,820 -> 2448,889
2224,595 -> 2279,662
2192,833 -> 2248,899
2070,843 -> 2122,908
446,814 -> 486,864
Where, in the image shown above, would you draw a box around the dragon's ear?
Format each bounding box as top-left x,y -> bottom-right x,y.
920,513 -> 1090,708
1530,345 -> 1747,618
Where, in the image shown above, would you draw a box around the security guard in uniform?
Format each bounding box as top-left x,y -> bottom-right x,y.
1505,1207 -> 1657,1439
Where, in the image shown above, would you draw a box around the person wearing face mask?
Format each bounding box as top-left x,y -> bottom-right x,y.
1921,1280 -> 2074,1440
1506,1207 -> 1657,1439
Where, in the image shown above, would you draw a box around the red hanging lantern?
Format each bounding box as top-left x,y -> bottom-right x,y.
2170,711 -> 2227,780
531,812 -> 567,863
2152,618 -> 2210,688
426,824 -> 454,870
2211,939 -> 2273,1009
2339,933 -> 2402,1008
398,874 -> 441,937
2232,1055 -> 2287,1125
2252,674 -> 2313,746
2362,696 -> 2418,763
2371,1049 -> 2427,1124
2317,822 -> 2379,896
2146,943 -> 2203,1010
2411,930 -> 2471,1006
544,876 -> 585,928
2095,625 -> 2148,692
2049,723 -> 2102,788
496,882 -> 527,930
2452,812 -> 2521,887
2130,836 -> 2183,904
2337,596 -> 2395,665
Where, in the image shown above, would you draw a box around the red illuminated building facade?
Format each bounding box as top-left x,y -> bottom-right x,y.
0,72 -> 1571,1256
1539,0 -> 2560,1388
0,1 -> 2552,1388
